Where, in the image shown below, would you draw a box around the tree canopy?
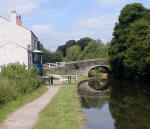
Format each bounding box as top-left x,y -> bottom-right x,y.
56,37 -> 94,57
65,45 -> 81,61
82,40 -> 108,59
40,44 -> 62,63
109,3 -> 150,81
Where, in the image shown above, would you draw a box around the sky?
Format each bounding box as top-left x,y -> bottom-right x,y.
0,0 -> 150,51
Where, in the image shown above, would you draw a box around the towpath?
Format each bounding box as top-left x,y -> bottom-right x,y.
0,75 -> 66,129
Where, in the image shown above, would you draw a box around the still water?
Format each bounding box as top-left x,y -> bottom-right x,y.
79,79 -> 150,129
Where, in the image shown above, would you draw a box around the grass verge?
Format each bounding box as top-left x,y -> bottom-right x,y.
33,77 -> 86,129
0,86 -> 47,125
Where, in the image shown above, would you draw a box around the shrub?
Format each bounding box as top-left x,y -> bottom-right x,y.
73,63 -> 79,69
0,63 -> 43,105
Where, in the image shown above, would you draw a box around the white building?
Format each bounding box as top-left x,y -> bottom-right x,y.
0,10 -> 41,68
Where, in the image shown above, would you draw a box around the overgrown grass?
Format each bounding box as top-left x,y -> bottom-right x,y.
45,69 -> 67,75
0,63 -> 43,104
33,79 -> 84,129
0,86 -> 47,125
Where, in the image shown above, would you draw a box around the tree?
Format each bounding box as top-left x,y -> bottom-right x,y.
82,40 -> 108,59
109,3 -> 150,81
76,37 -> 93,51
57,45 -> 67,57
66,40 -> 76,48
40,44 -> 53,63
65,46 -> 81,61
40,44 -> 63,63
52,51 -> 63,62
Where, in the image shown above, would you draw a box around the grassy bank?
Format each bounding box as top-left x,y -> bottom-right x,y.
0,86 -> 47,125
33,77 -> 86,129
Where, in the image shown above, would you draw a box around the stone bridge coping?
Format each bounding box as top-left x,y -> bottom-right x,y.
65,58 -> 105,64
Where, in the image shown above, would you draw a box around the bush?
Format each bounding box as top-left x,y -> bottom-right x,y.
73,63 -> 79,69
0,63 -> 43,105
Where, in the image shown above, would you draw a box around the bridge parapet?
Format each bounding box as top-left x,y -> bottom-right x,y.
45,58 -> 107,76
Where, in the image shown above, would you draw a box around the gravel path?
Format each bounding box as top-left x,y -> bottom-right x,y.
0,86 -> 60,129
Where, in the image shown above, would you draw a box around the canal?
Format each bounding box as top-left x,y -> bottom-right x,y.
78,78 -> 150,129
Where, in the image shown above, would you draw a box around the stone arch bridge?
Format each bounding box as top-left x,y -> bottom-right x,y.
45,58 -> 109,76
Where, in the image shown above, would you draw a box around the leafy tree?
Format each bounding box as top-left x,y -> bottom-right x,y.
40,44 -> 63,63
66,40 -> 76,47
76,37 -> 93,51
109,3 -> 150,81
82,40 -> 108,59
51,51 -> 63,62
65,46 -> 81,61
56,45 -> 67,57
40,44 -> 53,63
57,37 -> 93,58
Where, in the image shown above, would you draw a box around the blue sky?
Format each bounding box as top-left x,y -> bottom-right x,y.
0,0 -> 149,51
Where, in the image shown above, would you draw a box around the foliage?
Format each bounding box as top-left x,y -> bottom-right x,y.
82,40 -> 108,59
51,51 -> 63,62
57,37 -> 94,58
65,46 -> 82,61
76,37 -> 93,51
0,86 -> 46,125
109,3 -> 150,81
40,44 -> 53,63
57,45 -> 67,57
40,44 -> 63,63
73,63 -> 80,69
0,63 -> 43,105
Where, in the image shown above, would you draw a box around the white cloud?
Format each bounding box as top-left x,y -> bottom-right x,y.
0,0 -> 48,16
71,13 -> 118,31
31,13 -> 117,51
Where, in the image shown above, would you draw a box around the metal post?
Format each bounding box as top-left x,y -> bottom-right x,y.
48,77 -> 50,84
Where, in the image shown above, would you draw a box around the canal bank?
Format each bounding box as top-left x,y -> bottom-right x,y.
78,77 -> 150,129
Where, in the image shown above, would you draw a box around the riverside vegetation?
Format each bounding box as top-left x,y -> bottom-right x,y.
109,3 -> 150,81
0,63 -> 46,124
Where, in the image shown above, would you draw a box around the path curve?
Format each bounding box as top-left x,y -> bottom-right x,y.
0,86 -> 60,129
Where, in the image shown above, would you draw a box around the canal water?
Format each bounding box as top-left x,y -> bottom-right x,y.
79,79 -> 150,129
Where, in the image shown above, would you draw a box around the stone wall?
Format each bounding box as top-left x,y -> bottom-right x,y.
48,59 -> 105,76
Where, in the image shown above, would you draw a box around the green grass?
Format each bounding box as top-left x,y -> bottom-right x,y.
33,82 -> 83,129
45,69 -> 67,75
0,86 -> 47,125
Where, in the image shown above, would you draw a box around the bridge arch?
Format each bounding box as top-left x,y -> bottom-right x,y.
87,65 -> 110,77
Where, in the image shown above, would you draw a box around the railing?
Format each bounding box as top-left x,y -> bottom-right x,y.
44,62 -> 66,68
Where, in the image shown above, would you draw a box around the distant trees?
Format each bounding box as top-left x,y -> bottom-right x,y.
76,37 -> 93,51
82,40 -> 108,60
65,46 -> 81,61
41,37 -> 108,63
109,3 -> 150,81
57,37 -> 93,58
40,44 -> 62,63
57,38 -> 108,61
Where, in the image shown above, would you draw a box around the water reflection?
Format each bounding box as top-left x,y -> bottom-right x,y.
88,79 -> 109,91
109,80 -> 150,129
79,79 -> 150,129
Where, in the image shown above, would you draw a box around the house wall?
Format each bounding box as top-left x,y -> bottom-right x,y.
0,44 -> 28,66
0,17 -> 39,67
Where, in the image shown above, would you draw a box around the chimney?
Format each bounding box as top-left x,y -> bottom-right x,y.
16,15 -> 22,26
11,10 -> 17,24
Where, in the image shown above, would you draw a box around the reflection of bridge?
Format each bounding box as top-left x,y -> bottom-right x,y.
44,58 -> 109,76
